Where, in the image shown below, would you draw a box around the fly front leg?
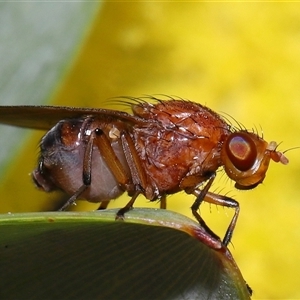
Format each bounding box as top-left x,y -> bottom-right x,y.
191,172 -> 240,246
204,192 -> 239,246
190,173 -> 221,242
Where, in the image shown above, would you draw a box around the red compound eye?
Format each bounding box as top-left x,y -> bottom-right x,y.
225,132 -> 257,171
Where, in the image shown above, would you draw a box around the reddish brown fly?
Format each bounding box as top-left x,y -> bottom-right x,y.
0,97 -> 288,245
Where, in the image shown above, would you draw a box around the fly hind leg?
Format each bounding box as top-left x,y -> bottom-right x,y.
58,128 -> 96,211
59,127 -> 131,211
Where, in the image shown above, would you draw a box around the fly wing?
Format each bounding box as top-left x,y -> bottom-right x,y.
0,105 -> 146,130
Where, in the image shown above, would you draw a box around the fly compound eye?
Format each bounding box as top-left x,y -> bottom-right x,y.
225,132 -> 257,171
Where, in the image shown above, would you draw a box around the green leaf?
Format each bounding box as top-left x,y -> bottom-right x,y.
0,209 -> 251,300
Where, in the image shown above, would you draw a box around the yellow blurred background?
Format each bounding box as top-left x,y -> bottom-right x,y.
0,2 -> 300,299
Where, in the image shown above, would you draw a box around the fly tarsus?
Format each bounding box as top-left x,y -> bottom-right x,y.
58,185 -> 88,211
116,190 -> 141,220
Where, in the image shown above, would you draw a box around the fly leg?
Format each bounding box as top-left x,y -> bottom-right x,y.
58,129 -> 96,211
191,172 -> 240,246
190,173 -> 220,242
115,190 -> 141,219
115,131 -> 148,218
159,194 -> 167,209
204,192 -> 239,246
93,128 -> 144,219
98,201 -> 110,210
120,131 -> 167,212
117,192 -> 166,218
59,127 -> 131,211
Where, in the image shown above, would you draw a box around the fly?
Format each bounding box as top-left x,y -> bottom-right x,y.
0,97 -> 288,246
